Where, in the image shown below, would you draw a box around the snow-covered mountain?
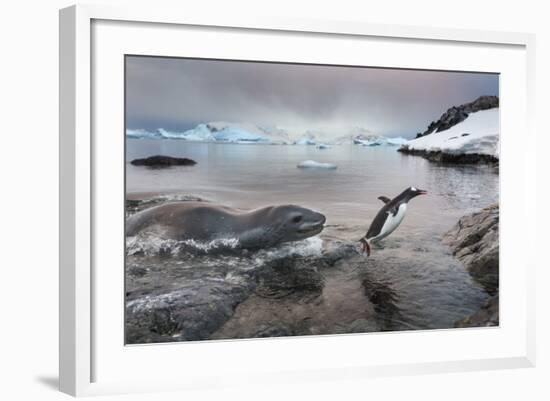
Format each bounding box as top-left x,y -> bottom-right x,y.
399,108 -> 499,158
126,122 -> 409,146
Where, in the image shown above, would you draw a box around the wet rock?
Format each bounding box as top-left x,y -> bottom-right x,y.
128,265 -> 148,277
445,205 -> 499,328
255,256 -> 325,299
126,279 -> 253,342
130,155 -> 197,167
124,255 -> 318,343
347,318 -> 381,333
321,241 -> 360,266
443,204 -> 499,295
455,295 -> 499,328
125,239 -> 365,343
361,273 -> 401,331
250,324 -> 294,338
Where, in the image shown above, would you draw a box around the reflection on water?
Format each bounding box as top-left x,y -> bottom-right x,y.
126,140 -> 498,336
127,140 -> 498,228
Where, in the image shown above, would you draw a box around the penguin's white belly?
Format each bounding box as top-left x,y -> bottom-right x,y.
373,203 -> 407,241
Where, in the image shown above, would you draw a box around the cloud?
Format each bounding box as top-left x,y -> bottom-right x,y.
125,56 -> 498,137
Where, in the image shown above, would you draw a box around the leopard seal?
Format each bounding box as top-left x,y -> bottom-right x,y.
126,202 -> 326,250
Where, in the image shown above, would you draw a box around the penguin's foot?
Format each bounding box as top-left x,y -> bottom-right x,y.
359,238 -> 371,256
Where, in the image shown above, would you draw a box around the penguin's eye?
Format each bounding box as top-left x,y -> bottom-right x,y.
292,215 -> 303,223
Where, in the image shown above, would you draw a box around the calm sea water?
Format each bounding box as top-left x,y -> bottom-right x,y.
126,139 -> 499,333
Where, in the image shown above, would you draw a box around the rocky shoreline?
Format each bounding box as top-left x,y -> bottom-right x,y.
399,95 -> 499,165
125,240 -> 378,343
397,148 -> 499,165
124,195 -> 498,342
443,204 -> 499,327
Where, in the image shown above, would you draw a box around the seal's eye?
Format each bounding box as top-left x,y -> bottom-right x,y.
292,215 -> 303,224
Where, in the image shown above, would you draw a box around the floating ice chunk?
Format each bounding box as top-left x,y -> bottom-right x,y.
297,160 -> 337,170
317,143 -> 331,149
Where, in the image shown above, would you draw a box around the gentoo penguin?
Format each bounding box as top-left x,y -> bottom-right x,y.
360,187 -> 427,255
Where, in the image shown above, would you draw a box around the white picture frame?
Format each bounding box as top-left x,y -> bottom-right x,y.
59,4 -> 536,397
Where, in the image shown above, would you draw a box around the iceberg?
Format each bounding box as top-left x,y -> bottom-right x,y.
294,137 -> 317,145
184,123 -> 272,143
297,160 -> 337,170
161,126 -> 215,141
126,128 -> 164,139
354,135 -> 409,147
385,137 -> 409,146
126,123 -> 273,143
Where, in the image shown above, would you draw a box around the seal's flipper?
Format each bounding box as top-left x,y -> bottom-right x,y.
377,196 -> 391,204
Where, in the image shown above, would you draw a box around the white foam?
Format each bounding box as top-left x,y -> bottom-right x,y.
254,236 -> 324,263
126,233 -> 241,256
126,230 -> 324,260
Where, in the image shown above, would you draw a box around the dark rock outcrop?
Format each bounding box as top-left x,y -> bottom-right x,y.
130,155 -> 197,167
444,204 -> 499,328
417,96 -> 499,138
443,204 -> 499,295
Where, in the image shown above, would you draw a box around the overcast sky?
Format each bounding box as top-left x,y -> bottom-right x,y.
126,56 -> 498,138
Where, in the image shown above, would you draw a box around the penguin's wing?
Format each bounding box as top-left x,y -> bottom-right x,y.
366,207 -> 390,239
388,205 -> 400,216
377,196 -> 391,204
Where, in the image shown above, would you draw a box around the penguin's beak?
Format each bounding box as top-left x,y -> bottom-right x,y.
418,189 -> 428,195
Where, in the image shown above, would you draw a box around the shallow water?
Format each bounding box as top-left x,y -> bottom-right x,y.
126,140 -> 499,340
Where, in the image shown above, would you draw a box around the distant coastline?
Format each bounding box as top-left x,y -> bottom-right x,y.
126,122 -> 409,147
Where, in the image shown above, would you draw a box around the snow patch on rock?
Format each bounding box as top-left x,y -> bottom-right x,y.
400,109 -> 499,158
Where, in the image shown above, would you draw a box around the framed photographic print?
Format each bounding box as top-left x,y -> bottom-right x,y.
59,4 -> 536,396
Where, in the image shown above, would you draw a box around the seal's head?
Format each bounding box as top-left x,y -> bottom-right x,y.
267,205 -> 326,243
